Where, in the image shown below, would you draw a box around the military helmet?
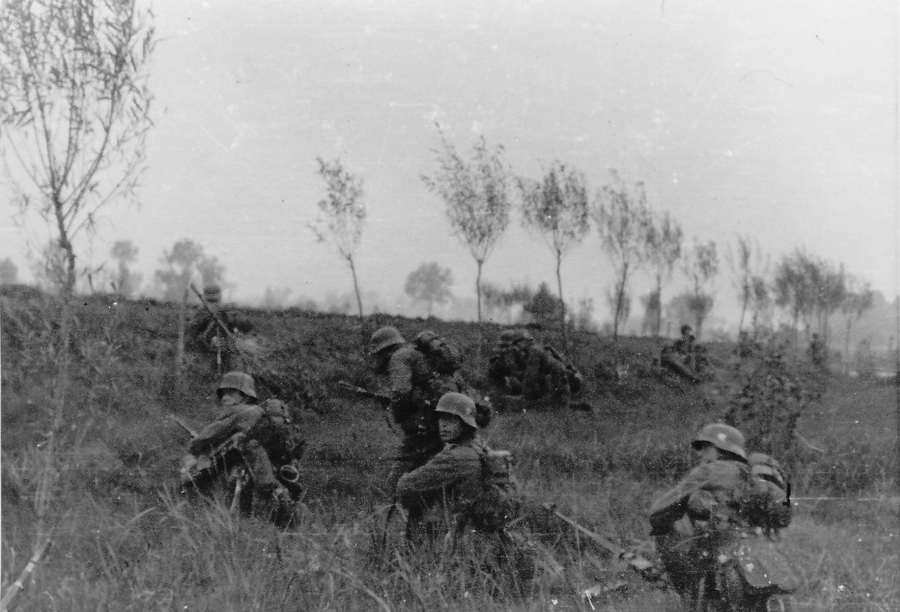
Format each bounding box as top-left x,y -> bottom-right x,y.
435,392 -> 478,429
203,284 -> 222,303
748,452 -> 787,489
217,371 -> 256,399
499,329 -> 533,344
415,329 -> 438,345
692,423 -> 746,460
370,326 -> 405,355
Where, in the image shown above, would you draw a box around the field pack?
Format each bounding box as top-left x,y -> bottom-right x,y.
414,330 -> 463,375
470,449 -> 521,530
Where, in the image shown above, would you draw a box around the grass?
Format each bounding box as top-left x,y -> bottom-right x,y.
1,288 -> 898,610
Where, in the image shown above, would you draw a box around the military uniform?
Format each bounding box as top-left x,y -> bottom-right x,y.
382,344 -> 477,489
488,330 -> 580,403
189,399 -> 303,494
187,288 -> 252,374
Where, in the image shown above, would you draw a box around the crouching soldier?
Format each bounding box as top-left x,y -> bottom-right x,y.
487,329 -> 582,406
648,424 -> 799,611
396,393 -> 532,585
184,371 -> 304,521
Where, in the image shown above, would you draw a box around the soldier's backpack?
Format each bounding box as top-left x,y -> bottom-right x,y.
469,449 -> 521,531
414,330 -> 464,375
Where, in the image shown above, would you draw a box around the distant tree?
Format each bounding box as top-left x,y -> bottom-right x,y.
640,289 -> 661,336
0,257 -> 18,285
643,211 -> 683,336
810,260 -> 845,345
728,235 -> 768,335
594,170 -> 651,341
310,156 -> 366,320
0,1 -> 155,600
405,262 -> 454,316
154,239 -> 222,302
109,240 -> 141,298
605,287 -> 632,335
522,282 -> 566,328
840,275 -> 874,373
481,281 -> 534,323
519,162 -> 590,352
573,297 -> 598,332
748,275 -> 773,336
682,239 -> 719,339
773,249 -> 816,350
261,286 -> 292,310
422,131 -> 512,329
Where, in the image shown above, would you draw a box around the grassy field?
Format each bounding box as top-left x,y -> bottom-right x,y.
1,287 -> 897,611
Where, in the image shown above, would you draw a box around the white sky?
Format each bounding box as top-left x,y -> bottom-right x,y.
2,0 -> 897,325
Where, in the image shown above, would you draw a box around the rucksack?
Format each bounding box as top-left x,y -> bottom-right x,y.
414,330 -> 463,375
469,448 -> 521,531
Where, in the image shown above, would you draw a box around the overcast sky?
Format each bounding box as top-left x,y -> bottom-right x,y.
2,0 -> 897,326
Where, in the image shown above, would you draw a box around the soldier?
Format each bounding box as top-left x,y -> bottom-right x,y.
648,423 -> 754,610
661,324 -> 703,383
396,393 -> 528,582
187,284 -> 253,374
649,424 -> 797,611
487,329 -> 582,404
188,371 -> 303,508
370,326 -> 475,493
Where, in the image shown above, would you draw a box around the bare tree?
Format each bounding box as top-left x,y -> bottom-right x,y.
519,162 -> 589,352
594,170 -> 651,341
0,1 -> 154,605
643,211 -> 683,337
727,235 -> 768,335
682,239 -> 719,339
310,157 -> 366,320
405,261 -> 454,316
422,131 -> 512,328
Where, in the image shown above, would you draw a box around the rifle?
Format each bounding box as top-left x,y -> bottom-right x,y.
337,381 -> 391,407
337,381 -> 396,433
543,503 -> 663,583
172,415 -> 198,438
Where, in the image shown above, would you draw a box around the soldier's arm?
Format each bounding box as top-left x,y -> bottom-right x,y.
188,406 -> 262,455
396,446 -> 479,507
648,465 -> 712,534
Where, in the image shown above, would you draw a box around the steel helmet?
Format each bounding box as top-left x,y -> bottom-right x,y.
415,329 -> 438,344
500,329 -> 533,344
692,423 -> 746,460
748,452 -> 787,489
203,284 -> 222,303
435,392 -> 478,429
217,371 -> 257,399
370,326 -> 405,354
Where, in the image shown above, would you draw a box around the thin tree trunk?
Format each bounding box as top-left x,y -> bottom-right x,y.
176,287 -> 187,382
475,259 -> 484,361
348,255 -> 364,320
654,275 -> 663,338
844,318 -> 852,375
556,254 -> 568,356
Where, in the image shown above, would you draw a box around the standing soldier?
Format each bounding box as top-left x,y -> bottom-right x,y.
187,284 -> 253,374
